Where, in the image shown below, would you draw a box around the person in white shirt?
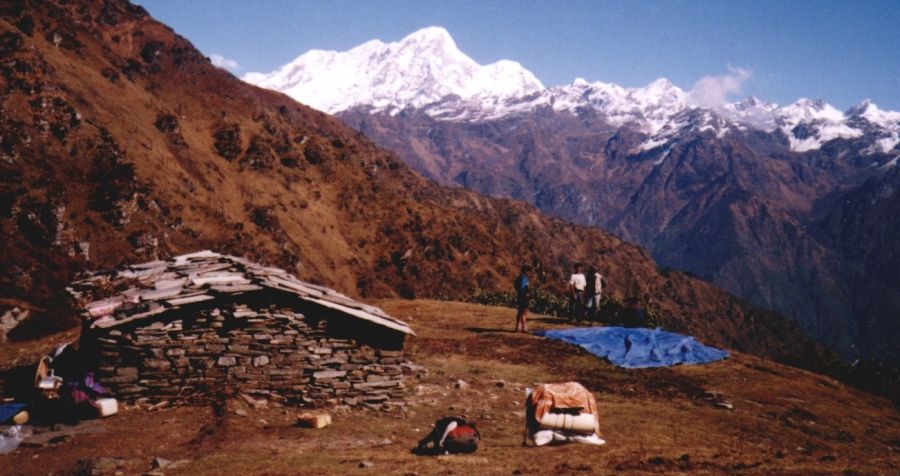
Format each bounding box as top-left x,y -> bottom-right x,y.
568,263 -> 586,322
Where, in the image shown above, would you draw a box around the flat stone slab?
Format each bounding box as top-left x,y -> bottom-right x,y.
21,420 -> 107,448
313,370 -> 347,379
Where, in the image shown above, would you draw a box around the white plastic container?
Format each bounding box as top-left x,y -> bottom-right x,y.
94,398 -> 118,417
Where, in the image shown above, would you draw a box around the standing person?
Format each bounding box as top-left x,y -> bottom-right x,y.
514,265 -> 531,332
568,263 -> 586,322
584,266 -> 603,321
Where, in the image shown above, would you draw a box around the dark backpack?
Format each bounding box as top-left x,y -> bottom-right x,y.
416,417 -> 481,455
443,423 -> 480,453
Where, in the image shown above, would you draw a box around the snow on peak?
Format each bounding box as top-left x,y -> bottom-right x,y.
719,97 -> 779,129
544,78 -> 688,135
770,99 -> 861,152
845,100 -> 900,154
244,27 -> 900,154
847,99 -> 900,125
847,99 -> 875,116
242,26 -> 543,115
404,25 -> 455,45
781,98 -> 845,122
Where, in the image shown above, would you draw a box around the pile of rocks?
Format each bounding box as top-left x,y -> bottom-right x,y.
71,251 -> 415,410
93,304 -> 407,409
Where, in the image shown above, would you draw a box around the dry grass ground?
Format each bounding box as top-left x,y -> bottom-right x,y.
1,300 -> 897,475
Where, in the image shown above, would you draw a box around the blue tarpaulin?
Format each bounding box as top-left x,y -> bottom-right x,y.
0,403 -> 26,424
535,327 -> 729,368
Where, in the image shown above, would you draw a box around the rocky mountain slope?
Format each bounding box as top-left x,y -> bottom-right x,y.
247,27 -> 900,362
0,0 -> 837,370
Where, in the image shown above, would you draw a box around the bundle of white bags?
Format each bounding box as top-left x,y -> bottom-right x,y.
524,382 -> 606,446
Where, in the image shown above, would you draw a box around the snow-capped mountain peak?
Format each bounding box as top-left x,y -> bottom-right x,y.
243,26 -> 543,115
847,99 -> 875,116
245,27 -> 899,154
401,25 -> 454,46
782,98 -> 845,122
843,100 -> 900,153
847,99 -> 900,125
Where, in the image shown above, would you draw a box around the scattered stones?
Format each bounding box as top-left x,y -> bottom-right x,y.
239,393 -> 268,410
436,455 -> 489,464
401,361 -> 429,378
359,461 -> 375,469
453,379 -> 469,390
0,307 -> 30,343
703,390 -> 734,410
296,412 -> 332,429
71,457 -> 145,475
21,420 -> 106,448
151,457 -> 171,469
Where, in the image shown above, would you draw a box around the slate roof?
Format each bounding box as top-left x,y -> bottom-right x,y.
70,250 -> 414,335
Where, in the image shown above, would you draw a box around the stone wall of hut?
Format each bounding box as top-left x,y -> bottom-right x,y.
91,303 -> 407,410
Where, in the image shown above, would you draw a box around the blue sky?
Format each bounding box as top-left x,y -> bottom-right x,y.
138,0 -> 900,110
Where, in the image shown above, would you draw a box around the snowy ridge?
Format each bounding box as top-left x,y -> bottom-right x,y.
244,27 -> 900,154
243,26 -> 543,116
547,78 -> 689,134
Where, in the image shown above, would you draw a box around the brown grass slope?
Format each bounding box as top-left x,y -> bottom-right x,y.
1,301 -> 897,475
0,0 -> 827,367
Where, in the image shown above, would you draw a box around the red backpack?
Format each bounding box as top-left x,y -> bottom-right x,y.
416,417 -> 481,455
444,423 -> 480,454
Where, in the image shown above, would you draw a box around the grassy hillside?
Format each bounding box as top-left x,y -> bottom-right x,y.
1,300 -> 897,474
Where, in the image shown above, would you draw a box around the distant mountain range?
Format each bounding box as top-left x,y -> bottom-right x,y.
245,27 -> 900,362
0,1 -> 836,372
244,26 -> 900,156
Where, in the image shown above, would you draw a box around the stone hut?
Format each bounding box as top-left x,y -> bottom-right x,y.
69,251 -> 415,410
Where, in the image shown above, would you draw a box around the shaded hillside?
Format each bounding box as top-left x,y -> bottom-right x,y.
0,0 -> 829,368
339,107 -> 899,362
814,164 -> 900,360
